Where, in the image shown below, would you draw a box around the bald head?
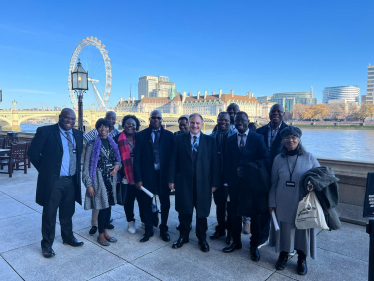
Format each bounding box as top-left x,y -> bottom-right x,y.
149,110 -> 162,129
269,104 -> 285,128
59,108 -> 76,131
227,103 -> 240,124
105,111 -> 117,130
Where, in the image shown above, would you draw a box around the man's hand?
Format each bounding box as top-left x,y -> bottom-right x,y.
135,182 -> 143,190
87,186 -> 95,198
110,165 -> 120,176
269,207 -> 275,215
169,183 -> 175,191
212,187 -> 217,193
237,167 -> 244,177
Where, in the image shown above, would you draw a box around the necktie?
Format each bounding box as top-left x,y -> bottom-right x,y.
192,136 -> 198,162
153,130 -> 160,164
239,134 -> 245,152
65,132 -> 76,176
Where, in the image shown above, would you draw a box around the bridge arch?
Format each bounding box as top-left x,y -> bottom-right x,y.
0,116 -> 12,128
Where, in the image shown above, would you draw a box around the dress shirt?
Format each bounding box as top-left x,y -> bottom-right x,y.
190,132 -> 201,147
267,122 -> 282,149
151,127 -> 161,170
58,124 -> 76,176
230,124 -> 236,131
237,129 -> 249,148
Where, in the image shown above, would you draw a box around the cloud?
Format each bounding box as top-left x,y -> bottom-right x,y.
6,89 -> 62,95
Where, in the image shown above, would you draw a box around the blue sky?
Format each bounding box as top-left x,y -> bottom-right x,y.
0,0 -> 373,109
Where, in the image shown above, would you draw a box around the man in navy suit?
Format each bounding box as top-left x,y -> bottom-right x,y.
28,108 -> 84,258
222,111 -> 270,262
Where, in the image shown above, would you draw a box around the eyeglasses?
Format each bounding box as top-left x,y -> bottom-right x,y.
150,116 -> 162,120
284,136 -> 298,141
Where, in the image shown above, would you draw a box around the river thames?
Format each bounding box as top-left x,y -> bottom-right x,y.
20,124 -> 374,163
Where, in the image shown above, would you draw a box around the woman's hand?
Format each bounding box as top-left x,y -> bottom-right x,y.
87,186 -> 95,198
269,207 -> 275,214
110,165 -> 120,176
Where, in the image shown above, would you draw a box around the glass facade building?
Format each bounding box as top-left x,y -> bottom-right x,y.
322,86 -> 360,104
367,65 -> 374,104
270,92 -> 317,112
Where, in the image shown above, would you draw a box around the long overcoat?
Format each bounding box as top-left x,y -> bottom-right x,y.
28,123 -> 83,206
168,133 -> 219,218
133,126 -> 174,195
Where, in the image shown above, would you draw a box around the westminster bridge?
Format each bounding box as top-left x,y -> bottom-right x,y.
0,110 -> 217,132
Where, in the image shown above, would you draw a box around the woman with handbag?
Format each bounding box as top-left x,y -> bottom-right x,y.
83,118 -> 121,246
114,115 -> 143,234
268,126 -> 320,275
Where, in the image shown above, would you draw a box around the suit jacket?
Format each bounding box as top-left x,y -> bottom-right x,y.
224,131 -> 270,216
133,126 -> 174,195
168,133 -> 219,218
28,123 -> 83,206
256,122 -> 288,165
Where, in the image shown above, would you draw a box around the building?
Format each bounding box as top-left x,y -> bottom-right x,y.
327,99 -> 358,113
322,86 -> 360,104
117,89 -> 273,118
366,64 -> 374,104
138,75 -> 176,99
270,88 -> 317,112
257,96 -> 272,102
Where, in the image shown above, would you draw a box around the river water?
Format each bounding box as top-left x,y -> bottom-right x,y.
19,124 -> 374,163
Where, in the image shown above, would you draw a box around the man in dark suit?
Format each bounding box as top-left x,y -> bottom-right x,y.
256,104 -> 288,245
133,110 -> 174,243
173,115 -> 189,140
28,108 -> 84,258
222,111 -> 270,262
169,113 -> 219,252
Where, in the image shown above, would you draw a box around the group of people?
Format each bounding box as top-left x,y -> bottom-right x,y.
28,102 -> 321,276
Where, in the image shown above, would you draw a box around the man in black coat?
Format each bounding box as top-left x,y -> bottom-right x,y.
222,111 -> 270,262
169,113 -> 219,252
28,108 -> 84,258
133,110 -> 174,243
256,104 -> 288,245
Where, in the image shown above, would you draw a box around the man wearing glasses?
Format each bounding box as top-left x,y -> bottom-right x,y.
133,110 -> 174,243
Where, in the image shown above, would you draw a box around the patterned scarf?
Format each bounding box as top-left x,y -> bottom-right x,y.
118,130 -> 135,183
90,135 -> 121,184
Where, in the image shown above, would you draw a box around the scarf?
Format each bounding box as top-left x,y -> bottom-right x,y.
286,145 -> 299,156
90,135 -> 121,184
118,130 -> 136,183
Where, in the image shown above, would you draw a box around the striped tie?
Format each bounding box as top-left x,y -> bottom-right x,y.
65,132 -> 76,176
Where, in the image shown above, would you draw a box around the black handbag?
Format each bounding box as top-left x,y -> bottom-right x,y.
116,182 -> 127,206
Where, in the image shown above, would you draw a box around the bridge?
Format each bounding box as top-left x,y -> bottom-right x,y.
0,110 -> 217,131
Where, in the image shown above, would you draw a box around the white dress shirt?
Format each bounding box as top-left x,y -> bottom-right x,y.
151,127 -> 161,170
237,129 -> 249,148
190,131 -> 201,147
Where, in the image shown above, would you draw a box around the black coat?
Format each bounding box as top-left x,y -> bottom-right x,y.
224,131 -> 270,216
133,127 -> 174,195
256,122 -> 288,164
28,124 -> 83,206
168,133 -> 219,218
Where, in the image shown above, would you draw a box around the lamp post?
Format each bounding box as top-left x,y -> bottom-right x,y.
12,100 -> 17,110
71,59 -> 88,131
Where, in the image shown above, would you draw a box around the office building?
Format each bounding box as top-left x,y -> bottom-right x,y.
366,64 -> 374,104
322,86 -> 360,104
270,88 -> 317,111
138,75 -> 176,99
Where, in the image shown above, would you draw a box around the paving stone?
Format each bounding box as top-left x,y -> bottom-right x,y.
0,212 -> 60,253
0,256 -> 22,281
279,247 -> 368,280
0,196 -> 36,220
317,222 -> 368,261
2,237 -> 126,281
76,219 -> 178,262
91,263 -> 158,280
267,273 -> 298,280
133,242 -> 274,281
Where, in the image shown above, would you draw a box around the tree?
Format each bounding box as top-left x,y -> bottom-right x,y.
360,104 -> 374,122
327,104 -> 345,120
291,104 -> 309,120
308,104 -> 328,120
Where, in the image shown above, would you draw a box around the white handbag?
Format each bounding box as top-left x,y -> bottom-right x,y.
295,187 -> 329,230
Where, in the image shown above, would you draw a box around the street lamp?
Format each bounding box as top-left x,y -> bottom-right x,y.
71,59 -> 88,131
12,100 -> 17,110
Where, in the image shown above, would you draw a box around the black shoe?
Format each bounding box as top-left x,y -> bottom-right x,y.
172,237 -> 189,249
160,232 -> 171,242
210,231 -> 225,240
42,247 -> 55,258
63,237 -> 84,247
198,240 -> 210,252
140,232 -> 154,242
276,251 -> 289,270
250,247 -> 260,261
108,224 -> 114,230
297,259 -> 307,275
89,226 -> 97,235
222,242 -> 242,253
226,231 -> 233,245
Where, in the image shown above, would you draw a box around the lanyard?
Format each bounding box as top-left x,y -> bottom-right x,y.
286,155 -> 299,181
59,129 -> 76,148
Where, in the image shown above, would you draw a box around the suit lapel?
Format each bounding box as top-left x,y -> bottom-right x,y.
183,133 -> 192,160
53,124 -> 63,151
196,133 -> 206,163
264,125 -> 269,149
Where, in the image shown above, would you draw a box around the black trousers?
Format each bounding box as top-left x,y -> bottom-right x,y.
124,184 -> 143,223
140,170 -> 170,234
41,177 -> 76,248
260,212 -> 271,242
98,207 -> 112,234
213,187 -> 231,233
230,194 -> 261,249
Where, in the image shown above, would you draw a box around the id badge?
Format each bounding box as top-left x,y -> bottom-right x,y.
106,163 -> 113,167
286,181 -> 296,187
72,149 -> 77,154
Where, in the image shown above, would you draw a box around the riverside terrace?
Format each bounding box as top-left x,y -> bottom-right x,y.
0,167 -> 370,281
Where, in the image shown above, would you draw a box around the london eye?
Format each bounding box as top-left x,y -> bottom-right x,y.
68,36 -> 112,111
